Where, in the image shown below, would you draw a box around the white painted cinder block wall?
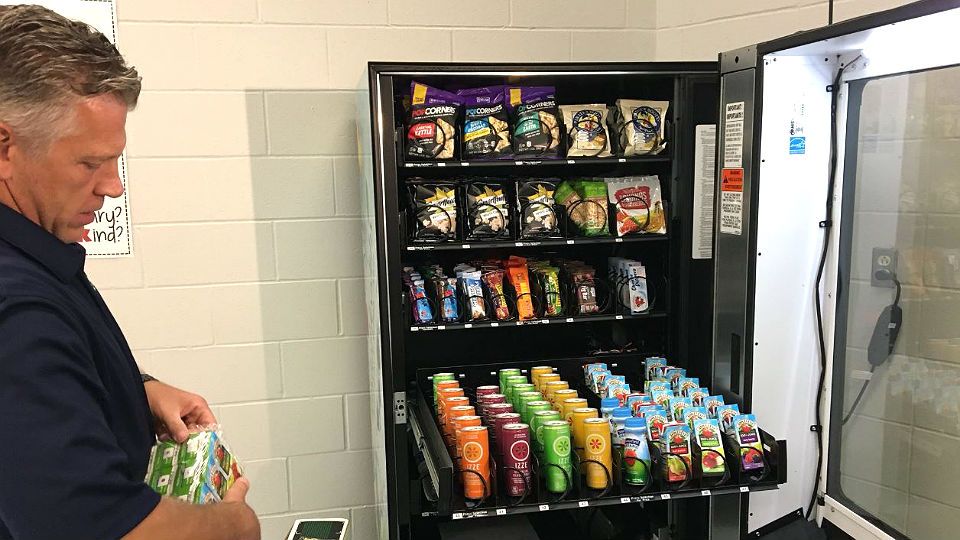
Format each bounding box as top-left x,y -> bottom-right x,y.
84,1 -> 908,538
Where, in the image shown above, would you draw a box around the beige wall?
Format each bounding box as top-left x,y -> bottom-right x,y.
85,1 -> 913,537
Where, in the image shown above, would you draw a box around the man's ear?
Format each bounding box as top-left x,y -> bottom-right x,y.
0,122 -> 14,179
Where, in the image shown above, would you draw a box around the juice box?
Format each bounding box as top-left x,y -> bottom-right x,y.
602,375 -> 626,398
644,357 -> 667,381
716,404 -> 740,433
664,368 -> 686,390
693,418 -> 726,476
145,430 -> 243,504
677,377 -> 700,397
704,396 -> 725,417
611,384 -> 631,405
636,405 -> 662,419
651,389 -> 674,410
690,388 -> 710,407
644,408 -> 669,443
682,406 -> 709,427
591,370 -> 611,394
732,414 -> 765,471
662,423 -> 692,482
645,380 -> 669,394
669,396 -> 692,423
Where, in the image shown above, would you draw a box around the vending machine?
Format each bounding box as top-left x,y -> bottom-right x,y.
363,2 -> 960,539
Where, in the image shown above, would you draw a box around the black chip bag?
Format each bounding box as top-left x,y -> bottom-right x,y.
407,180 -> 458,242
458,86 -> 511,160
464,179 -> 511,241
406,82 -> 462,160
516,179 -> 561,239
507,86 -> 562,158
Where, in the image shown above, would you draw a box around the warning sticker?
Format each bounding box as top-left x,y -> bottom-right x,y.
724,102 -> 744,168
719,168 -> 744,236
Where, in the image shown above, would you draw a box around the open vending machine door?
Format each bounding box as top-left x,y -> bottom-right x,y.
713,1 -> 960,538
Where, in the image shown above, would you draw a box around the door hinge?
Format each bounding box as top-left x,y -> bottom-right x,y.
393,391 -> 407,424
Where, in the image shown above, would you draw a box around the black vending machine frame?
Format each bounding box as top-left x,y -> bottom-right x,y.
367,61 -> 785,540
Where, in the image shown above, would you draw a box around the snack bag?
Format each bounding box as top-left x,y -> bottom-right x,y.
481,270 -> 511,320
682,406 -> 708,427
644,357 -> 667,381
689,388 -> 710,407
705,396 -> 726,417
732,414 -> 765,471
408,181 -> 458,242
464,179 -> 511,240
408,279 -> 434,325
615,99 -> 669,156
644,408 -> 669,443
716,404 -> 741,433
576,180 -> 610,236
561,104 -> 612,157
508,86 -> 562,158
517,179 -> 561,238
457,268 -> 487,321
146,429 -> 243,504
662,423 -> 692,482
406,82 -> 462,160
506,256 -> 535,320
669,397 -> 692,423
693,419 -> 726,476
606,176 -> 667,236
458,86 -> 511,160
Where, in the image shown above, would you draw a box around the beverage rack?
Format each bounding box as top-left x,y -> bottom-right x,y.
409,357 -> 786,522
368,62 -> 782,539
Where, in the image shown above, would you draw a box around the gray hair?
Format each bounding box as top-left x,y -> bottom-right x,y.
0,4 -> 141,153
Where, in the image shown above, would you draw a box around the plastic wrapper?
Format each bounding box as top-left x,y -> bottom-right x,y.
614,99 -> 669,156
556,180 -> 608,236
464,179 -> 511,240
606,176 -> 667,236
481,269 -> 511,320
458,86 -> 511,160
516,179 -> 561,238
506,256 -> 535,320
456,267 -> 487,321
408,180 -> 458,242
561,104 -> 612,157
145,427 -> 243,504
508,86 -> 561,158
406,82 -> 462,160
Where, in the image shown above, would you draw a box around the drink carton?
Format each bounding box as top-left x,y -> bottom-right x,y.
693,418 -> 726,476
663,423 -> 692,482
733,414 -> 765,471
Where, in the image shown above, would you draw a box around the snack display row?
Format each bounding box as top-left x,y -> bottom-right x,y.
408,176 -> 666,243
405,81 -> 669,161
404,255 -> 651,326
145,429 -> 244,504
584,358 -> 766,482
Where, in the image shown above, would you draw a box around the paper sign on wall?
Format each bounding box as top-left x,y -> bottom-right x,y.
692,125 -> 716,259
1,0 -> 133,257
723,101 -> 744,168
719,168 -> 743,236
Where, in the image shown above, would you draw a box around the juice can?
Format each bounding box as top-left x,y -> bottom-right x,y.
491,412 -> 521,456
561,398 -> 588,424
516,391 -> 544,422
439,395 -> 469,430
476,385 -> 500,399
551,389 -> 578,410
524,400 -> 553,426
511,384 -> 537,407
459,426 -> 490,500
437,388 -> 465,422
530,366 -> 554,390
499,423 -> 532,497
530,409 -> 562,456
543,381 -> 570,404
483,403 -> 514,427
477,393 -> 507,417
571,407 -> 598,459
445,405 -> 476,449
538,373 -> 561,391
504,375 -> 528,404
452,415 -> 483,464
541,420 -> 573,494
582,417 -> 613,489
435,380 -> 459,410
432,373 -> 457,404
498,368 -> 522,391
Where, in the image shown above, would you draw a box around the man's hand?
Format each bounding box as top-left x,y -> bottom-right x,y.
124,478 -> 260,540
143,380 -> 216,443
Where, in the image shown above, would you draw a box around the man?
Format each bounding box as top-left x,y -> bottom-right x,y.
0,6 -> 260,539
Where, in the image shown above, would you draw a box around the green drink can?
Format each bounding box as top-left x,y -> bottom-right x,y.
432,373 -> 456,405
531,410 -> 562,456
516,391 -> 543,422
504,375 -> 528,405
542,420 -> 573,494
499,368 -> 522,392
512,384 -> 537,408
523,401 -> 553,432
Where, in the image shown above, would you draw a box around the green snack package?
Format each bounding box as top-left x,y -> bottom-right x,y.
145,442 -> 179,495
145,429 -> 244,504
577,180 -> 610,236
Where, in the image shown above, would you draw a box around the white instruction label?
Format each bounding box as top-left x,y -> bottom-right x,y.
724,102 -> 745,168
693,125 -> 717,259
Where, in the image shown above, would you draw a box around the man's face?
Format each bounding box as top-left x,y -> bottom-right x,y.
2,94 -> 127,243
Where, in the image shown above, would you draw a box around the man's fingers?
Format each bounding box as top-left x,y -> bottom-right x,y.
223,477 -> 250,503
164,411 -> 190,443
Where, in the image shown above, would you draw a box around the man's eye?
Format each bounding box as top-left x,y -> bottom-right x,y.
82,162 -> 99,170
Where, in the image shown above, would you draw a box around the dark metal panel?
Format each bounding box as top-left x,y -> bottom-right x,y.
719,45 -> 758,74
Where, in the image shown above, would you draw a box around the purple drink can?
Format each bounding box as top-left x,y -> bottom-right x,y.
478,393 -> 508,417
476,385 -> 500,399
492,412 -> 521,455
499,423 -> 532,497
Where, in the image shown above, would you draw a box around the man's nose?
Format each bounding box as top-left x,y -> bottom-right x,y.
95,159 -> 124,199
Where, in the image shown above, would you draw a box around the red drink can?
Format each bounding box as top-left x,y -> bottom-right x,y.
499,423 -> 533,497
491,412 -> 521,455
483,402 -> 513,425
476,385 -> 500,399
477,393 -> 507,417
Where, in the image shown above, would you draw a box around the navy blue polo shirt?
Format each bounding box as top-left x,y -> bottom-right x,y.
0,203 -> 160,539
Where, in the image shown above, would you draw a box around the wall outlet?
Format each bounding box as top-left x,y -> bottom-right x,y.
871,247 -> 898,288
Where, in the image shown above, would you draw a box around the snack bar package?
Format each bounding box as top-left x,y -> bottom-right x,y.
560,104 -> 612,158
406,82 -> 462,160
455,265 -> 488,321
408,180 -> 458,242
508,86 -> 562,158
606,176 -> 667,236
464,179 -> 511,241
516,179 -> 561,239
145,429 -> 243,504
609,257 -> 648,314
506,256 -> 535,319
402,268 -> 435,325
458,86 -> 511,160
556,180 -> 609,237
615,99 -> 669,156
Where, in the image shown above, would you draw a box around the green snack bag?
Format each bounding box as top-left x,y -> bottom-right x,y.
577,180 -> 610,236
693,418 -> 726,476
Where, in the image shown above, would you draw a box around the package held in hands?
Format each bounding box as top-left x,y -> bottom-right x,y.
145,428 -> 243,504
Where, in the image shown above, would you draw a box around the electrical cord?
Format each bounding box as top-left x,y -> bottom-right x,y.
841,366 -> 876,425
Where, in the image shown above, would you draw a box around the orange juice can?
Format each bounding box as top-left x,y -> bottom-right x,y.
571,407 -> 599,459
445,405 -> 475,449
459,425 -> 491,500
530,366 -> 554,390
561,398 -> 589,424
437,388 -> 465,422
538,373 -> 561,392
452,415 -> 483,465
543,381 -> 570,404
551,388 -> 578,409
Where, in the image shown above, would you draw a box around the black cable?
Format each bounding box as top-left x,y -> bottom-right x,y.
841,365 -> 877,425
828,0 -> 835,24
